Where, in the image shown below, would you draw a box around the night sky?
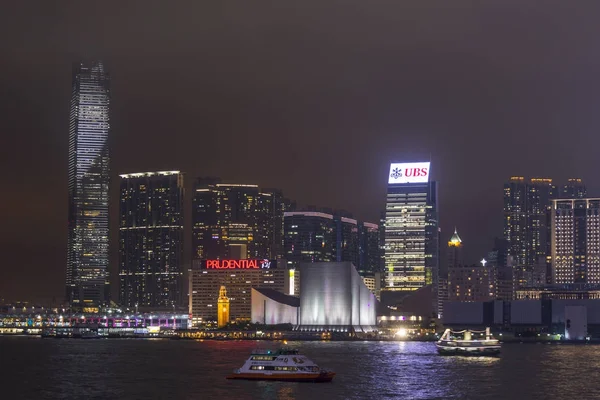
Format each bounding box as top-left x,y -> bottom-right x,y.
2,1 -> 600,303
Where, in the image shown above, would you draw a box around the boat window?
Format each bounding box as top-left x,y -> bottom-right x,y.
250,356 -> 278,361
274,366 -> 298,371
251,366 -> 277,371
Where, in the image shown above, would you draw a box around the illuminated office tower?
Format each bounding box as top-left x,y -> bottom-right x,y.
358,222 -> 381,275
66,61 -> 111,307
119,171 -> 184,308
551,198 -> 600,284
382,162 -> 439,304
283,210 -> 379,272
283,211 -> 337,268
191,178 -> 287,260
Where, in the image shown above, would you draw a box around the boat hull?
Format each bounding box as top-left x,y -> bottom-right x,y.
226,372 -> 335,382
436,344 -> 501,357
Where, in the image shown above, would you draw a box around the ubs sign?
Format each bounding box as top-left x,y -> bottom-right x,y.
388,162 -> 430,184
202,259 -> 277,270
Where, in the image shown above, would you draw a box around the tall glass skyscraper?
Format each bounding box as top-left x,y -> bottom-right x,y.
119,171 -> 184,309
382,162 -> 439,306
66,61 -> 111,308
283,210 -> 380,273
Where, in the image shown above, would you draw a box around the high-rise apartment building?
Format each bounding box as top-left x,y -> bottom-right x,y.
561,178 -> 587,199
66,61 -> 111,307
283,211 -> 379,273
503,177 -> 557,269
551,198 -> 600,284
191,179 -> 287,260
119,171 -> 184,309
382,162 -> 439,304
486,238 -> 513,301
504,177 -> 586,285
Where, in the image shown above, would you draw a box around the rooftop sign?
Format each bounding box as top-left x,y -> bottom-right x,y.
388,162 -> 430,184
201,259 -> 277,270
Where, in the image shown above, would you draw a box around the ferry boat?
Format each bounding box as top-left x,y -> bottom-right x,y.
436,328 -> 501,356
226,348 -> 335,382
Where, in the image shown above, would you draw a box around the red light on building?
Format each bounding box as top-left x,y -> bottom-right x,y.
204,259 -> 279,270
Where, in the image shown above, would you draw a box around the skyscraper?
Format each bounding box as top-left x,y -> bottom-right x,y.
504,177 -> 586,285
382,162 -> 439,306
447,228 -> 463,269
283,210 -> 379,272
551,198 -> 600,284
358,222 -> 381,276
191,179 -> 287,260
119,171 -> 184,309
66,61 -> 111,307
283,211 -> 337,268
438,228 -> 462,318
503,177 -> 557,269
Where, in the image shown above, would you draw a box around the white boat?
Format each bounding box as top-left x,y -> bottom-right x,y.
436,328 -> 501,356
226,348 -> 335,382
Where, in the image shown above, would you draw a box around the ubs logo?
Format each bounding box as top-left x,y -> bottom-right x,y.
390,168 -> 402,180
260,259 -> 271,269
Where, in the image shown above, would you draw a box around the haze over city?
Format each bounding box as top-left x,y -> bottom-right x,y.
3,1 -> 600,304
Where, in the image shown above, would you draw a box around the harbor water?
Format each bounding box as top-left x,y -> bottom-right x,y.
1,336 -> 598,399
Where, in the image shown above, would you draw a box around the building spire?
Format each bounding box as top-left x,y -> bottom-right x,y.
448,228 -> 462,246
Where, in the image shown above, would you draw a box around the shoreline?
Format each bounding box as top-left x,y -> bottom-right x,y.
1,334 -> 598,344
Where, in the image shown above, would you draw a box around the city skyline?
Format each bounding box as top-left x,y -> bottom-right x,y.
5,2 -> 600,303
5,4 -> 600,399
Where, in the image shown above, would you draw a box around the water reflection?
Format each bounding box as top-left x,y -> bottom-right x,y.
1,338 -> 600,400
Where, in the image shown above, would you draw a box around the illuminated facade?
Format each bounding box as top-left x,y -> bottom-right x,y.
191,179 -> 288,260
504,177 -> 586,284
439,229 -> 463,317
217,286 -> 230,328
358,223 -> 381,275
297,262 -> 377,332
119,171 -> 184,308
189,259 -> 291,323
251,288 -> 299,325
283,212 -> 336,268
503,177 -> 557,269
283,211 -> 379,273
448,264 -> 497,302
382,162 -> 439,297
447,228 -> 463,268
551,199 -> 600,284
66,61 -> 111,306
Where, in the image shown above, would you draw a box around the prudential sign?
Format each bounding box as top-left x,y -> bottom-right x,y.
388,162 -> 430,184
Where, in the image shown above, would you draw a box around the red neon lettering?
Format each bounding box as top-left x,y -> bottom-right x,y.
205,260 -> 260,269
